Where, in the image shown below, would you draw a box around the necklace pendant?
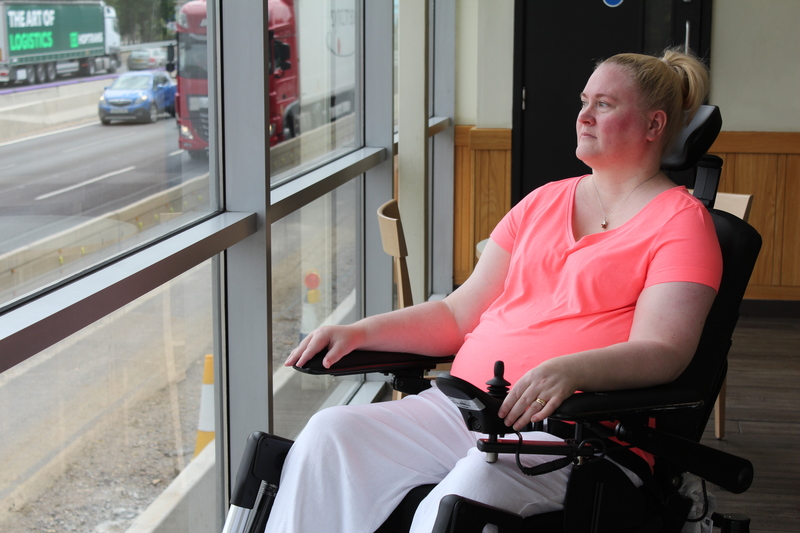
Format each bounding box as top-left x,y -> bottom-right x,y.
600,217 -> 609,229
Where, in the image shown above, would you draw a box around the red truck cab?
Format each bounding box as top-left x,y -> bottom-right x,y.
175,0 -> 298,154
268,0 -> 298,146
175,0 -> 210,157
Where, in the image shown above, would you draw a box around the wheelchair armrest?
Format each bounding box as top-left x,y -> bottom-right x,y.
550,386 -> 704,422
294,349 -> 455,377
439,372 -> 752,493
555,390 -> 752,493
514,388 -> 751,494
437,371 -> 705,438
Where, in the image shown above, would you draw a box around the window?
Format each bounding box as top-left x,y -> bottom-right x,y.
0,262 -> 216,532
0,0 -> 224,529
268,0 -> 362,186
0,0 -> 453,530
271,179 -> 364,439
1,0 -> 217,311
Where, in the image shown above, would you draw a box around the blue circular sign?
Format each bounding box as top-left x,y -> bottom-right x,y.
604,0 -> 624,7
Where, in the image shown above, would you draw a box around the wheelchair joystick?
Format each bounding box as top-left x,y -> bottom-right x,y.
486,360 -> 510,400
434,360 -> 514,463
484,361 -> 510,463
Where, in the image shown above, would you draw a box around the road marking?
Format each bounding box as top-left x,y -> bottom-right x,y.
169,149 -> 184,157
61,132 -> 138,153
0,122 -> 97,148
35,166 -> 136,201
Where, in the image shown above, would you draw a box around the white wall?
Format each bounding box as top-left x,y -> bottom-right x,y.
475,0 -> 515,129
455,0 -> 478,125
455,0 -> 800,133
709,0 -> 800,132
455,0 -> 514,128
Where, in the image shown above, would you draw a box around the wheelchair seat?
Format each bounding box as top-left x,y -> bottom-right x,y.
222,106 -> 762,533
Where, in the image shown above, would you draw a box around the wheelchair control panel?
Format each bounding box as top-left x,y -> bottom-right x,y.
435,360 -> 512,436
436,361 -> 601,471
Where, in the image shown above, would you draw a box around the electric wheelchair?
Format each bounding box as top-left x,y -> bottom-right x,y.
222,106 -> 762,533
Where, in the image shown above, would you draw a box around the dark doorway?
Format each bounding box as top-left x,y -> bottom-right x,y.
511,0 -> 713,204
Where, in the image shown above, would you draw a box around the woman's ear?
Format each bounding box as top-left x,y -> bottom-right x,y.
646,109 -> 668,142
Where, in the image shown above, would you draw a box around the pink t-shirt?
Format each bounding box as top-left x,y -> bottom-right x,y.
450,176 -> 722,389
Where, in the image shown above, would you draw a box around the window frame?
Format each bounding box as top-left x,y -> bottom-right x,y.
0,0 -> 454,529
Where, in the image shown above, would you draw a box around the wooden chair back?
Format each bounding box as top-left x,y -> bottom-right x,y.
378,199 -> 413,309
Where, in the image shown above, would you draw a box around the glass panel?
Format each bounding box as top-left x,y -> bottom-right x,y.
0,1 -> 217,311
394,0 -> 399,131
271,178 -> 363,439
0,261 -> 216,532
268,0 -> 361,186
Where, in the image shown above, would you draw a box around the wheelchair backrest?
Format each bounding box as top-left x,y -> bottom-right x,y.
654,105 -> 763,442
661,209 -> 762,442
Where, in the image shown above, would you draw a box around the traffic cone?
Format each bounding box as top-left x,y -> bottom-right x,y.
194,354 -> 214,458
300,269 -> 322,341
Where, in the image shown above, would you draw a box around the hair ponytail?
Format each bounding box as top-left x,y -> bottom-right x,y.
661,47 -> 709,123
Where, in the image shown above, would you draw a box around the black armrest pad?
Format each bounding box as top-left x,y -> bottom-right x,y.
294,349 -> 455,377
551,386 -> 704,422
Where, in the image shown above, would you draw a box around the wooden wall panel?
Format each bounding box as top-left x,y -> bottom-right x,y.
711,131 -> 800,300
453,126 -> 512,285
782,155 -> 800,287
453,132 -> 474,285
719,153 -> 780,287
473,149 -> 511,242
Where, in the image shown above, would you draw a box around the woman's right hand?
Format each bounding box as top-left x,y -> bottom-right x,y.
285,324 -> 366,370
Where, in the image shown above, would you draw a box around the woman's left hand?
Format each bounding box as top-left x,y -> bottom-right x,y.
497,358 -> 578,431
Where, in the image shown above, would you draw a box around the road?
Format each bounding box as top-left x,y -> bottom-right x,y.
0,117 -> 208,253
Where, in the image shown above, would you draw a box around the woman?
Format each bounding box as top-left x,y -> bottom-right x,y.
266,48 -> 722,532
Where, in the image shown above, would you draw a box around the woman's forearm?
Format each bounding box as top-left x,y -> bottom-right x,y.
354,300 -> 466,356
287,300 -> 466,369
552,340 -> 693,392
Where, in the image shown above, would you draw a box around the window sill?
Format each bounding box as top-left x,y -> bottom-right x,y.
0,211 -> 257,374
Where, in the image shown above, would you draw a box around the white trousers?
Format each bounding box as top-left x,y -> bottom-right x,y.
264,384 -> 573,533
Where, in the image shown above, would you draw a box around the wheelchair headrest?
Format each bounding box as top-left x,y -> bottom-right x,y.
661,105 -> 722,172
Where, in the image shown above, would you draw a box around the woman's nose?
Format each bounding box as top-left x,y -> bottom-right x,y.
577,106 -> 593,124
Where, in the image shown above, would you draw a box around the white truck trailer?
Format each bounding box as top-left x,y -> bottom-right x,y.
0,0 -> 121,84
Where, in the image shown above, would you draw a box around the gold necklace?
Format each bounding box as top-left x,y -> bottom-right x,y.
592,171 -> 660,230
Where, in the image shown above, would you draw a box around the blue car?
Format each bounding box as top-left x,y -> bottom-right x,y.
98,71 -> 176,125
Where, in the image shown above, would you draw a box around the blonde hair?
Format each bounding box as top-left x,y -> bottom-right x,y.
599,48 -> 710,152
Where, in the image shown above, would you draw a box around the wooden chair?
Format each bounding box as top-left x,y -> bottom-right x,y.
377,199 -> 451,400
377,199 -> 413,310
714,192 -> 753,225
709,191 -> 754,439
378,199 -> 413,400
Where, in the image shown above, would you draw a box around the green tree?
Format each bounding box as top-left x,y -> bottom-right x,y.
105,0 -> 175,43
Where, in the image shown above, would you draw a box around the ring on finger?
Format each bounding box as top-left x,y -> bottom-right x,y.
534,397 -> 547,408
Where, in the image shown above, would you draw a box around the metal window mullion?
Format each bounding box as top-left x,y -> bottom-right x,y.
218,0 -> 271,524
206,0 -> 227,524
431,0 -> 455,298
363,0 -> 395,318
